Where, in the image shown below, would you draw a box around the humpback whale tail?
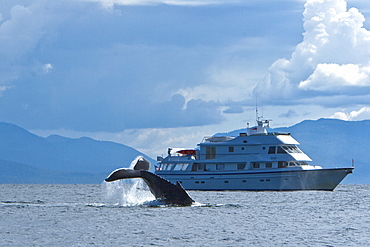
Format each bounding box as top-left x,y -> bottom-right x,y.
105,157 -> 151,182
132,156 -> 151,171
105,157 -> 195,206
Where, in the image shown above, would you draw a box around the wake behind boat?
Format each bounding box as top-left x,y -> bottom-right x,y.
155,118 -> 353,191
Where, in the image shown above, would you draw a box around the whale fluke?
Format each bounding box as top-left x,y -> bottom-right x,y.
105,157 -> 195,206
132,157 -> 151,171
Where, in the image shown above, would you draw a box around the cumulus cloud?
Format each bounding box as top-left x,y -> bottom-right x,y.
331,107 -> 370,120
0,1 -> 66,87
299,64 -> 370,91
254,0 -> 370,103
2,0 -> 370,134
42,63 -> 53,74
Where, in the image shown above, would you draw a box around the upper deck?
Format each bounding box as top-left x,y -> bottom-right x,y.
156,118 -> 313,173
200,132 -> 299,147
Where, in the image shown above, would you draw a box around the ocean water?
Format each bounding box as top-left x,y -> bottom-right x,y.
1,182 -> 369,247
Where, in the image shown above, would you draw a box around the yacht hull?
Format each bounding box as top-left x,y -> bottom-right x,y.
156,167 -> 353,191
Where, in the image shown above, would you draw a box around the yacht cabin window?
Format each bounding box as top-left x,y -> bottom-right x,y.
278,161 -> 288,168
216,164 -> 224,170
206,147 -> 216,159
192,163 -> 207,171
268,146 -> 276,154
252,162 -> 260,168
229,147 -> 234,152
277,146 -> 286,154
282,146 -> 303,153
251,162 -> 275,169
237,163 -> 246,170
173,163 -> 188,170
198,164 -> 205,171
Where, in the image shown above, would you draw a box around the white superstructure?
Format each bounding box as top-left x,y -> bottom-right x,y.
155,119 -> 353,191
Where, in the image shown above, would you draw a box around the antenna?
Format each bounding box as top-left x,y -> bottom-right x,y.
255,95 -> 258,120
261,97 -> 264,120
255,95 -> 263,121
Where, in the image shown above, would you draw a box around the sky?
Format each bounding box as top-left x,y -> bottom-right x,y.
1,0 -> 370,158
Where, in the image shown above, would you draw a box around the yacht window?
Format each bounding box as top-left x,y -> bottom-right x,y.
216,164 -> 224,170
237,163 -> 246,170
278,162 -> 287,168
206,147 -> 216,159
295,147 -> 303,153
297,161 -> 308,166
252,162 -> 260,168
192,164 -> 198,171
277,146 -> 286,154
282,146 -> 291,153
266,162 -> 272,168
173,164 -> 182,170
268,146 -> 276,154
282,145 -> 303,153
173,163 -> 188,170
229,147 -> 234,152
198,164 -> 205,171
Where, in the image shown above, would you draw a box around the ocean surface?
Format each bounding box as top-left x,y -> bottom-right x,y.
1,182 -> 369,246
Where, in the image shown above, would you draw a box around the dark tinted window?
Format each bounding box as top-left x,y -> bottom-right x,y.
277,146 -> 286,154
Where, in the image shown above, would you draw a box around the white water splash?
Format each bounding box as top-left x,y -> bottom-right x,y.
102,178 -> 155,206
103,157 -> 155,206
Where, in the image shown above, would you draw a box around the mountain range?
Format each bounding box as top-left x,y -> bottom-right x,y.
0,122 -> 155,183
0,119 -> 368,184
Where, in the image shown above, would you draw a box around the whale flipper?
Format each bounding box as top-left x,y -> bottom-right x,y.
105,157 -> 195,206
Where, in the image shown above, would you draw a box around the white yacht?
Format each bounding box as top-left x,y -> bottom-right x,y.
155,118 -> 353,191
